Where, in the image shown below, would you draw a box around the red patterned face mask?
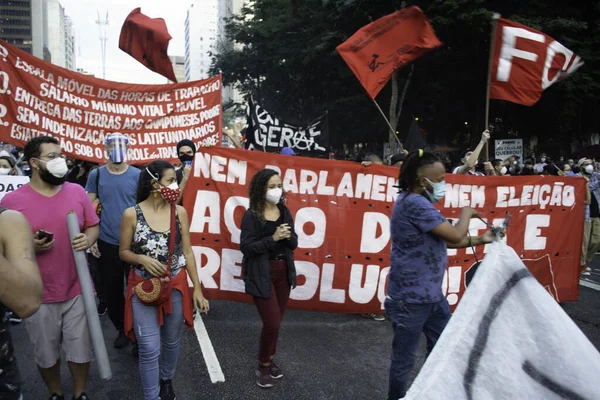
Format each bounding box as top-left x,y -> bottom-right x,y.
160,183 -> 181,203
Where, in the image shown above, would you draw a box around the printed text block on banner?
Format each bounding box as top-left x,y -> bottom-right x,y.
0,40 -> 222,165
183,147 -> 585,314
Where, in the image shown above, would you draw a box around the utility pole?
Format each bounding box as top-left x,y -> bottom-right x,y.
96,10 -> 109,79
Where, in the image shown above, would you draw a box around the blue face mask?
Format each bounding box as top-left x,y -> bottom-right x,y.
424,178 -> 446,203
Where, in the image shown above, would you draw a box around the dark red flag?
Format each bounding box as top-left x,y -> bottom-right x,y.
489,18 -> 584,106
336,6 -> 441,99
119,8 -> 177,82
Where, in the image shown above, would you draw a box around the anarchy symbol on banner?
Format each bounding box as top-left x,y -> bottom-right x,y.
291,131 -> 315,151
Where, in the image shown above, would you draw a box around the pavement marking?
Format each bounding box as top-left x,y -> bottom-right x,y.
194,314 -> 225,383
580,279 -> 600,291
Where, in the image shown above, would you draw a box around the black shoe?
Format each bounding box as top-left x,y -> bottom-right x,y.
97,301 -> 107,316
159,379 -> 176,400
49,394 -> 65,400
9,315 -> 22,324
113,330 -> 129,349
73,393 -> 89,400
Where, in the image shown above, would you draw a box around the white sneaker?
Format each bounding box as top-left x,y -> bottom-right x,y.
581,272 -> 591,276
586,267 -> 592,272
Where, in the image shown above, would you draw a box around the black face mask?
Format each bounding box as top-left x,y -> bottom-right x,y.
39,166 -> 67,186
179,154 -> 194,164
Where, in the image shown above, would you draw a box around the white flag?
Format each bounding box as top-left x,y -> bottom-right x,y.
406,242 -> 600,400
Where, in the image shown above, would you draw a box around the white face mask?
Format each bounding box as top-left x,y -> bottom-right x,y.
0,167 -> 11,176
266,188 -> 283,205
500,167 -> 508,175
44,158 -> 69,178
585,165 -> 594,175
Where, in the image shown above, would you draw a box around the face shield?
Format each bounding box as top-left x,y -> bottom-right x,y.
104,133 -> 129,164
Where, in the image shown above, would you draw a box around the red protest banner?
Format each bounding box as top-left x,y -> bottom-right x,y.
490,18 -> 584,106
337,6 -> 441,99
0,40 -> 222,165
183,147 -> 585,313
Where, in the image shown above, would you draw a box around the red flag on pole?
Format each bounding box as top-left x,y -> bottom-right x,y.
489,18 -> 584,106
119,8 -> 177,82
336,6 -> 441,99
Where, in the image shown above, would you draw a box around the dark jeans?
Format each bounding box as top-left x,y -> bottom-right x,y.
98,239 -> 130,333
252,260 -> 291,364
385,297 -> 451,400
88,253 -> 104,303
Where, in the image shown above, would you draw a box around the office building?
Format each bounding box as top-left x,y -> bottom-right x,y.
184,0 -> 218,82
0,0 -> 33,54
169,55 -> 186,83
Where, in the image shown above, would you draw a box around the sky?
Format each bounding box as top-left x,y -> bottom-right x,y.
60,0 -> 191,84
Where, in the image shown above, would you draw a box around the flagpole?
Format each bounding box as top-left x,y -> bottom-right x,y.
372,98 -> 403,148
484,12 -> 501,161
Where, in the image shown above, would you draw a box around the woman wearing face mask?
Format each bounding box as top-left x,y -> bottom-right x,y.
0,156 -> 19,176
119,160 -> 209,400
386,150 -> 498,400
240,168 -> 298,389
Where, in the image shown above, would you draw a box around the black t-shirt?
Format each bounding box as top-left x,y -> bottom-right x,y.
591,193 -> 600,218
0,207 -> 22,400
176,167 -> 184,185
263,214 -> 285,260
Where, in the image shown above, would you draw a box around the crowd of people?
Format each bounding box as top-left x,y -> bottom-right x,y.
0,129 -> 595,400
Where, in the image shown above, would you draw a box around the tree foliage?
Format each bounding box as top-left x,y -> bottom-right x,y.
211,0 -> 600,155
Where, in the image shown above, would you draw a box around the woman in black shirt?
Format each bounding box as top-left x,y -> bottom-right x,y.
240,168 -> 298,389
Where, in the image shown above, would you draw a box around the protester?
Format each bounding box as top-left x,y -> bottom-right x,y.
86,133 -> 141,350
568,158 -> 575,168
577,158 -> 600,276
534,153 -> 547,174
119,160 -> 208,400
490,159 -> 508,176
520,159 -> 535,175
386,150 -> 499,400
0,155 -> 22,176
67,162 -> 95,188
563,163 -> 574,176
224,130 -> 243,149
452,130 -> 490,175
240,168 -> 298,388
1,136 -> 100,400
0,207 -> 43,400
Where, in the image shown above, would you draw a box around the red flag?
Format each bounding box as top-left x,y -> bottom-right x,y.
336,6 -> 441,99
490,18 -> 584,106
119,8 -> 177,82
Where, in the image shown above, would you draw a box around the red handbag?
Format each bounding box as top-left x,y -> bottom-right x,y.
134,204 -> 176,306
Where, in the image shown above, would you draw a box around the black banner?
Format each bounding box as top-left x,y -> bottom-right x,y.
244,100 -> 329,154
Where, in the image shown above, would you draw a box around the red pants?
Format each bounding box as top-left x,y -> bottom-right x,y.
253,260 -> 291,364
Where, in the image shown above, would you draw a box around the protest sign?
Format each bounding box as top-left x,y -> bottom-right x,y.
406,242 -> 600,400
183,147 -> 585,314
0,40 -> 222,165
0,176 -> 29,201
495,139 -> 523,161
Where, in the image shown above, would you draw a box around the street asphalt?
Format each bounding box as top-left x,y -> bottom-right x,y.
14,262 -> 600,400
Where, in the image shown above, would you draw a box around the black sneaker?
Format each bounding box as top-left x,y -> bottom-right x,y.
269,361 -> 284,379
256,365 -> 274,388
97,301 -> 107,316
159,379 -> 176,400
113,330 -> 129,349
73,393 -> 89,400
49,394 -> 65,400
9,315 -> 22,324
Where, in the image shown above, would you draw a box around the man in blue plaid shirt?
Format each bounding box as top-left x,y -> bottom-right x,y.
576,158 -> 600,275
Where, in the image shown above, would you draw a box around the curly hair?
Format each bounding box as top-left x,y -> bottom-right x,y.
137,160 -> 174,203
248,168 -> 285,224
397,150 -> 442,192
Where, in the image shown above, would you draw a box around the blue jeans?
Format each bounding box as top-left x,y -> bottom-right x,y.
132,289 -> 184,400
385,297 -> 451,400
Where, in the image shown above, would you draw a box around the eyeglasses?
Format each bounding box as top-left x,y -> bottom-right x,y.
39,153 -> 65,160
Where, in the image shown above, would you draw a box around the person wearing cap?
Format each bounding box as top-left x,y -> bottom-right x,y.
280,147 -> 296,156
576,158 -> 600,276
86,133 -> 141,350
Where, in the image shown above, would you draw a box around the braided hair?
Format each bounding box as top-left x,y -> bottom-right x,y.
397,149 -> 442,193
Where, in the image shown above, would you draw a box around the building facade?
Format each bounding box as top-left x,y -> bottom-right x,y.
184,0 -> 219,82
0,0 -> 33,54
169,55 -> 186,83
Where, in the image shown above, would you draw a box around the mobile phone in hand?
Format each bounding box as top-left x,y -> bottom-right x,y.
38,230 -> 54,242
183,161 -> 193,167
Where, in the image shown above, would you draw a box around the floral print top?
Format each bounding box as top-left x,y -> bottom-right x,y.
132,205 -> 185,279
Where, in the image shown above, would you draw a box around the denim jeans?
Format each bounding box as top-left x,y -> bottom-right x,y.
385,297 -> 451,400
132,289 -> 184,400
